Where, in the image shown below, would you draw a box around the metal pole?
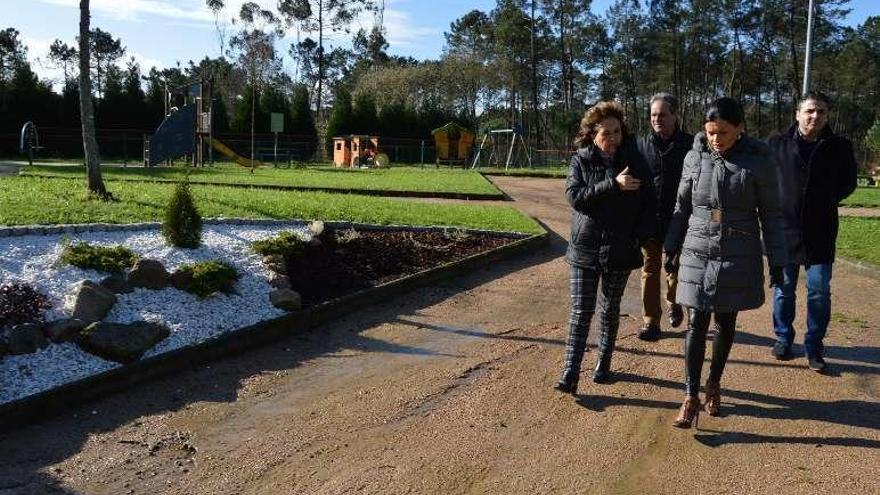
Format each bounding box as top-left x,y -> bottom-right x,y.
802,0 -> 816,96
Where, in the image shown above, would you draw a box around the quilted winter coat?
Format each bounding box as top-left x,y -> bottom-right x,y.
565,139 -> 657,272
664,133 -> 788,312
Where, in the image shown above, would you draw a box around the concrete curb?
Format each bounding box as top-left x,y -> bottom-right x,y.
837,256 -> 880,281
0,218 -> 539,238
0,226 -> 548,431
19,173 -> 509,201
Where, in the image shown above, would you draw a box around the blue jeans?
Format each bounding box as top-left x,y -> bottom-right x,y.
772,263 -> 833,356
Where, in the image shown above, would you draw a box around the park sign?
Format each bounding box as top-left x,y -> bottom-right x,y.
270,113 -> 284,134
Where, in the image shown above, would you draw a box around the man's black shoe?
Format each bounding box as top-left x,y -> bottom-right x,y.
807,354 -> 827,373
637,324 -> 661,342
771,340 -> 792,360
667,304 -> 684,328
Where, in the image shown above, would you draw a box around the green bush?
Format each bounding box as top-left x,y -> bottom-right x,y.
174,260 -> 238,298
251,231 -> 307,257
60,241 -> 139,274
163,180 -> 202,248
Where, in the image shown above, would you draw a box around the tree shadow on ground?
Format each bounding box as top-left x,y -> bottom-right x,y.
575,372 -> 880,448
0,222 -> 565,494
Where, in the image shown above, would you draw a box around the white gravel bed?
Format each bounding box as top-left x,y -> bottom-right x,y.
0,222 -> 310,405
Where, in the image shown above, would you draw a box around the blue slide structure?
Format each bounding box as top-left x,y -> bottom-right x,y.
147,104 -> 196,166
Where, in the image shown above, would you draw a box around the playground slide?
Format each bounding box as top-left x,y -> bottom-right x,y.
209,137 -> 268,168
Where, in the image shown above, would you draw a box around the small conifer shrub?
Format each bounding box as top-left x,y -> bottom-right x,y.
59,241 -> 139,274
251,231 -> 307,257
163,180 -> 202,248
174,260 -> 239,298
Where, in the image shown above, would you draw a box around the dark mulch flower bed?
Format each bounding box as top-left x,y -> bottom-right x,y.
285,229 -> 517,306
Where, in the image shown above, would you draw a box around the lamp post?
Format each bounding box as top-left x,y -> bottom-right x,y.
802,0 -> 816,96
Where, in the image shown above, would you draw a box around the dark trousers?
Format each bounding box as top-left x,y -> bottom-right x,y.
560,265 -> 630,378
683,308 -> 737,397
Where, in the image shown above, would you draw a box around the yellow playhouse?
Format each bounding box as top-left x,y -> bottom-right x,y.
333,135 -> 379,167
431,122 -> 474,166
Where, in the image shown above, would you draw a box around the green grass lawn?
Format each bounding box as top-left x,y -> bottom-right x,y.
19,163 -> 503,198
837,216 -> 880,266
0,177 -> 542,234
841,187 -> 880,208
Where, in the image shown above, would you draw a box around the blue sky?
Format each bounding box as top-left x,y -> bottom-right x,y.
4,0 -> 877,87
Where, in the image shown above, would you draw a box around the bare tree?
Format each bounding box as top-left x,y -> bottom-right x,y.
230,2 -> 281,170
206,0 -> 228,58
78,0 -> 109,198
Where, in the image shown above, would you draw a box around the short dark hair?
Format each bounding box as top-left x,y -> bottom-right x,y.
650,93 -> 679,115
704,97 -> 744,127
798,91 -> 831,109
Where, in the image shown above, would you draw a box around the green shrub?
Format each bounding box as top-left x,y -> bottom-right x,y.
60,241 -> 139,274
251,231 -> 307,257
174,260 -> 238,298
163,180 -> 202,248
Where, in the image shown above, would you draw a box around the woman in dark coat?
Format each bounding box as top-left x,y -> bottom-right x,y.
664,97 -> 787,427
555,101 -> 656,394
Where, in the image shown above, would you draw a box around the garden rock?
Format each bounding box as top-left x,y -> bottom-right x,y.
308,220 -> 325,237
269,289 -> 302,311
170,269 -> 194,289
100,274 -> 132,294
67,280 -> 117,323
7,323 -> 48,354
263,255 -> 286,274
43,318 -> 88,343
268,272 -> 290,289
79,321 -> 170,363
128,259 -> 170,289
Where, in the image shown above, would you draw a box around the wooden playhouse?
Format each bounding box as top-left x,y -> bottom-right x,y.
431,122 -> 474,166
333,135 -> 379,167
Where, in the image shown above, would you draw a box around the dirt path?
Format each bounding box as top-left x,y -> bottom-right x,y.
1,177 -> 878,495
840,207 -> 880,217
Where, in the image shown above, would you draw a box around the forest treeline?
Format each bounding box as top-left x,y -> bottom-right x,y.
0,0 -> 878,165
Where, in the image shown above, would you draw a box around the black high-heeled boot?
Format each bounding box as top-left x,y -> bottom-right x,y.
592,352 -> 611,383
554,371 -> 579,395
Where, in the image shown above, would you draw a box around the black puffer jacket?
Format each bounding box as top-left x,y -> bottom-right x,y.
664,133 -> 788,312
565,139 -> 657,271
767,124 -> 858,265
637,129 -> 694,239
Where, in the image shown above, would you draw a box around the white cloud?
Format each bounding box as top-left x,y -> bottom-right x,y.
38,0 -> 217,23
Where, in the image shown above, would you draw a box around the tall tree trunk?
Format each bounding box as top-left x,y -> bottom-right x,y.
250,82 -> 256,171
78,0 -> 108,198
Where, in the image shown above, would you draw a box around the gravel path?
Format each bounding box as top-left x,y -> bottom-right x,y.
0,177 -> 878,494
1,222 -> 308,404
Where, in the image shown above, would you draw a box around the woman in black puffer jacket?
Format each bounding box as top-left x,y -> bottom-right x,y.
664,97 -> 788,427
555,101 -> 656,395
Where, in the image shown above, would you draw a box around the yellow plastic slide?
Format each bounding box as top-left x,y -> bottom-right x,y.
209,137 -> 268,168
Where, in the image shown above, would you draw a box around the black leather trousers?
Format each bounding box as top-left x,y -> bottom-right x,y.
684,308 -> 738,397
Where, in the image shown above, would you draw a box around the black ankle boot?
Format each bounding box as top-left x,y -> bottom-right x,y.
592,354 -> 611,384
554,371 -> 579,395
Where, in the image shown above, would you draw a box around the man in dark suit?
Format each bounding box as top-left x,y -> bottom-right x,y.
767,92 -> 858,372
636,93 -> 693,341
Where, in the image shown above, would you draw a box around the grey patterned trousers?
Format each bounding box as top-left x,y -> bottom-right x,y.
560,265 -> 631,378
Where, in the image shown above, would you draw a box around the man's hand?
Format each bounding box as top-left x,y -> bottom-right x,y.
615,166 -> 641,191
664,252 -> 679,274
769,266 -> 785,288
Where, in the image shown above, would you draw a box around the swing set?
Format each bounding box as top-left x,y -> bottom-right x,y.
470,125 -> 532,170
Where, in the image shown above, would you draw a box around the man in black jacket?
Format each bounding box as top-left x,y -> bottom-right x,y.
767,92 -> 858,372
635,93 -> 693,341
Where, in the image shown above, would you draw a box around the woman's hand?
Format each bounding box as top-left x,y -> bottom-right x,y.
615,166 -> 641,191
